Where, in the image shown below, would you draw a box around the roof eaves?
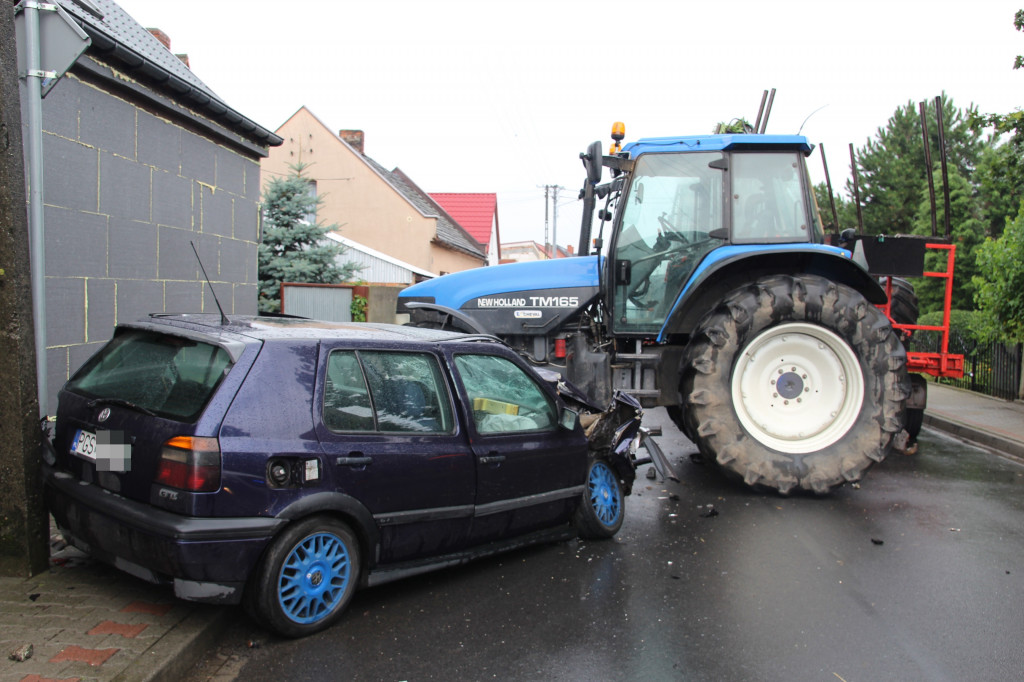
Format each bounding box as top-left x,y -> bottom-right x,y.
324,232 -> 437,279
392,170 -> 486,258
59,0 -> 282,148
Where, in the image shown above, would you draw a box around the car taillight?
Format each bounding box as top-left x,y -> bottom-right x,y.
155,436 -> 221,492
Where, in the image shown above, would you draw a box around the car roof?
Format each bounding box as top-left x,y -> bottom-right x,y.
132,314 -> 495,345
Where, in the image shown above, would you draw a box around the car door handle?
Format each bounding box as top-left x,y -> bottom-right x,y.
479,455 -> 505,465
336,456 -> 372,466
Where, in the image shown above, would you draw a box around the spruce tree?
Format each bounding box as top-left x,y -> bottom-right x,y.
258,163 -> 359,313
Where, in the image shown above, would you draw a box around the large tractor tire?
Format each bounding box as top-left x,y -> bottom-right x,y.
886,277 -> 919,331
679,275 -> 909,494
884,277 -> 924,443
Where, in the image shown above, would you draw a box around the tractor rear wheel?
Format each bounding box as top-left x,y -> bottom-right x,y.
885,277 -> 924,443
679,275 -> 909,494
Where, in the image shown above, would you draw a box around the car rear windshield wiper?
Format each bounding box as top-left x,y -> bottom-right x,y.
86,397 -> 157,417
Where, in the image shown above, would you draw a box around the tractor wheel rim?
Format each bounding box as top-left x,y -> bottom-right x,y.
731,322 -> 864,454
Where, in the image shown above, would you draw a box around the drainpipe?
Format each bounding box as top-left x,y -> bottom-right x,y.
22,1 -> 46,417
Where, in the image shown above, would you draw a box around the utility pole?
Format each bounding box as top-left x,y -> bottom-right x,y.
540,184 -> 565,258
551,185 -> 565,258
0,0 -> 48,577
542,185 -> 550,257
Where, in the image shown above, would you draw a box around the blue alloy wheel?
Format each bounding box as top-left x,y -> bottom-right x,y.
278,532 -> 352,624
573,458 -> 625,539
252,517 -> 361,637
588,461 -> 622,527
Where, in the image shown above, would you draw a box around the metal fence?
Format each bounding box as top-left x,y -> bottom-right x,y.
911,328 -> 1023,400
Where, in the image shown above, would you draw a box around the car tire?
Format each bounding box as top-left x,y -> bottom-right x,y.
574,458 -> 625,539
250,516 -> 360,638
679,274 -> 909,494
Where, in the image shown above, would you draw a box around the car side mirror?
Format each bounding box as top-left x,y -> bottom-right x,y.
559,407 -> 579,431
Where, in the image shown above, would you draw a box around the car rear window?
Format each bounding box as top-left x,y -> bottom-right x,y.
65,328 -> 232,422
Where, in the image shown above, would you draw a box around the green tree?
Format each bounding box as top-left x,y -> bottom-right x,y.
974,135 -> 1024,240
970,12 -> 1024,240
713,118 -> 754,134
850,94 -> 983,237
258,163 -> 359,313
972,202 -> 1024,343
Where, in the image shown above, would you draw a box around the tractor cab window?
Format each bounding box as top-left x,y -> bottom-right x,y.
612,152 -> 725,334
731,152 -> 812,243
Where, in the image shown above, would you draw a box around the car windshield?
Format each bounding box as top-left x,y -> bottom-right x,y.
64,328 -> 232,422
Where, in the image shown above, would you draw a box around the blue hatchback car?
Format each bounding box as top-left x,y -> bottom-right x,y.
43,315 -> 646,637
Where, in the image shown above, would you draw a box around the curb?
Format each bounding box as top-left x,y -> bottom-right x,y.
924,413 -> 1024,465
110,604 -> 230,682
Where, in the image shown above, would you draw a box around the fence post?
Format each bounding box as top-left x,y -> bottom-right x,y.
1017,344 -> 1024,401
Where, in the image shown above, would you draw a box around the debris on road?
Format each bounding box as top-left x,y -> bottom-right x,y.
8,644 -> 33,662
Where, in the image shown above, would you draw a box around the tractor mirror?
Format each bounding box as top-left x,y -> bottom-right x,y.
584,141 -> 603,185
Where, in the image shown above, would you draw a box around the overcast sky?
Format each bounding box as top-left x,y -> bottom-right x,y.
115,0 -> 1023,249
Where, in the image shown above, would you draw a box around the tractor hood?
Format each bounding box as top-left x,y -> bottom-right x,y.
399,256 -> 603,310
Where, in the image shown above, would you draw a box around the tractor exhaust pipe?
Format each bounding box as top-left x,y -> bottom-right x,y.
753,89 -> 769,134
819,143 -> 841,239
934,96 -> 952,239
758,88 -> 776,134
918,101 -> 939,238
849,143 -> 865,233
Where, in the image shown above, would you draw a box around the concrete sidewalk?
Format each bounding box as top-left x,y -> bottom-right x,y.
922,381 -> 1024,463
0,536 -> 228,682
2,383 -> 1021,682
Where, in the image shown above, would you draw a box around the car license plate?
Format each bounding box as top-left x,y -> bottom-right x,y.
71,429 -> 97,461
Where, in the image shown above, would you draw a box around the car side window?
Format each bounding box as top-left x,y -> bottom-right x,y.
453,354 -> 556,434
324,351 -> 375,431
324,350 -> 454,434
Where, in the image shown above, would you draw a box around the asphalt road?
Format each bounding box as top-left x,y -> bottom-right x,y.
188,409 -> 1024,682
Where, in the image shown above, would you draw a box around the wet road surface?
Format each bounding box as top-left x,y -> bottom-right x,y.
188,409 -> 1024,681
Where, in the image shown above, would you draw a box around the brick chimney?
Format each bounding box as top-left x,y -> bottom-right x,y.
148,28 -> 171,49
339,130 -> 364,155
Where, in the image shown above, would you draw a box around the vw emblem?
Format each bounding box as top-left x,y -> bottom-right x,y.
97,407 -> 111,423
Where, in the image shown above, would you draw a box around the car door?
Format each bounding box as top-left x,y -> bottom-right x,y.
314,344 -> 476,564
446,348 -> 588,545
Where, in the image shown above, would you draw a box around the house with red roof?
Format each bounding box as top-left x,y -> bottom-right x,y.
430,193 -> 501,266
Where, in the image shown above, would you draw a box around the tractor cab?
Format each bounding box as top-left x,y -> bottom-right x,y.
597,133 -> 825,336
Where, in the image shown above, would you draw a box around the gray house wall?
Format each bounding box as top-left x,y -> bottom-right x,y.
35,53 -> 267,413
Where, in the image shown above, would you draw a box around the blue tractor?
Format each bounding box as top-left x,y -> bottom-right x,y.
398,126 -> 909,494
